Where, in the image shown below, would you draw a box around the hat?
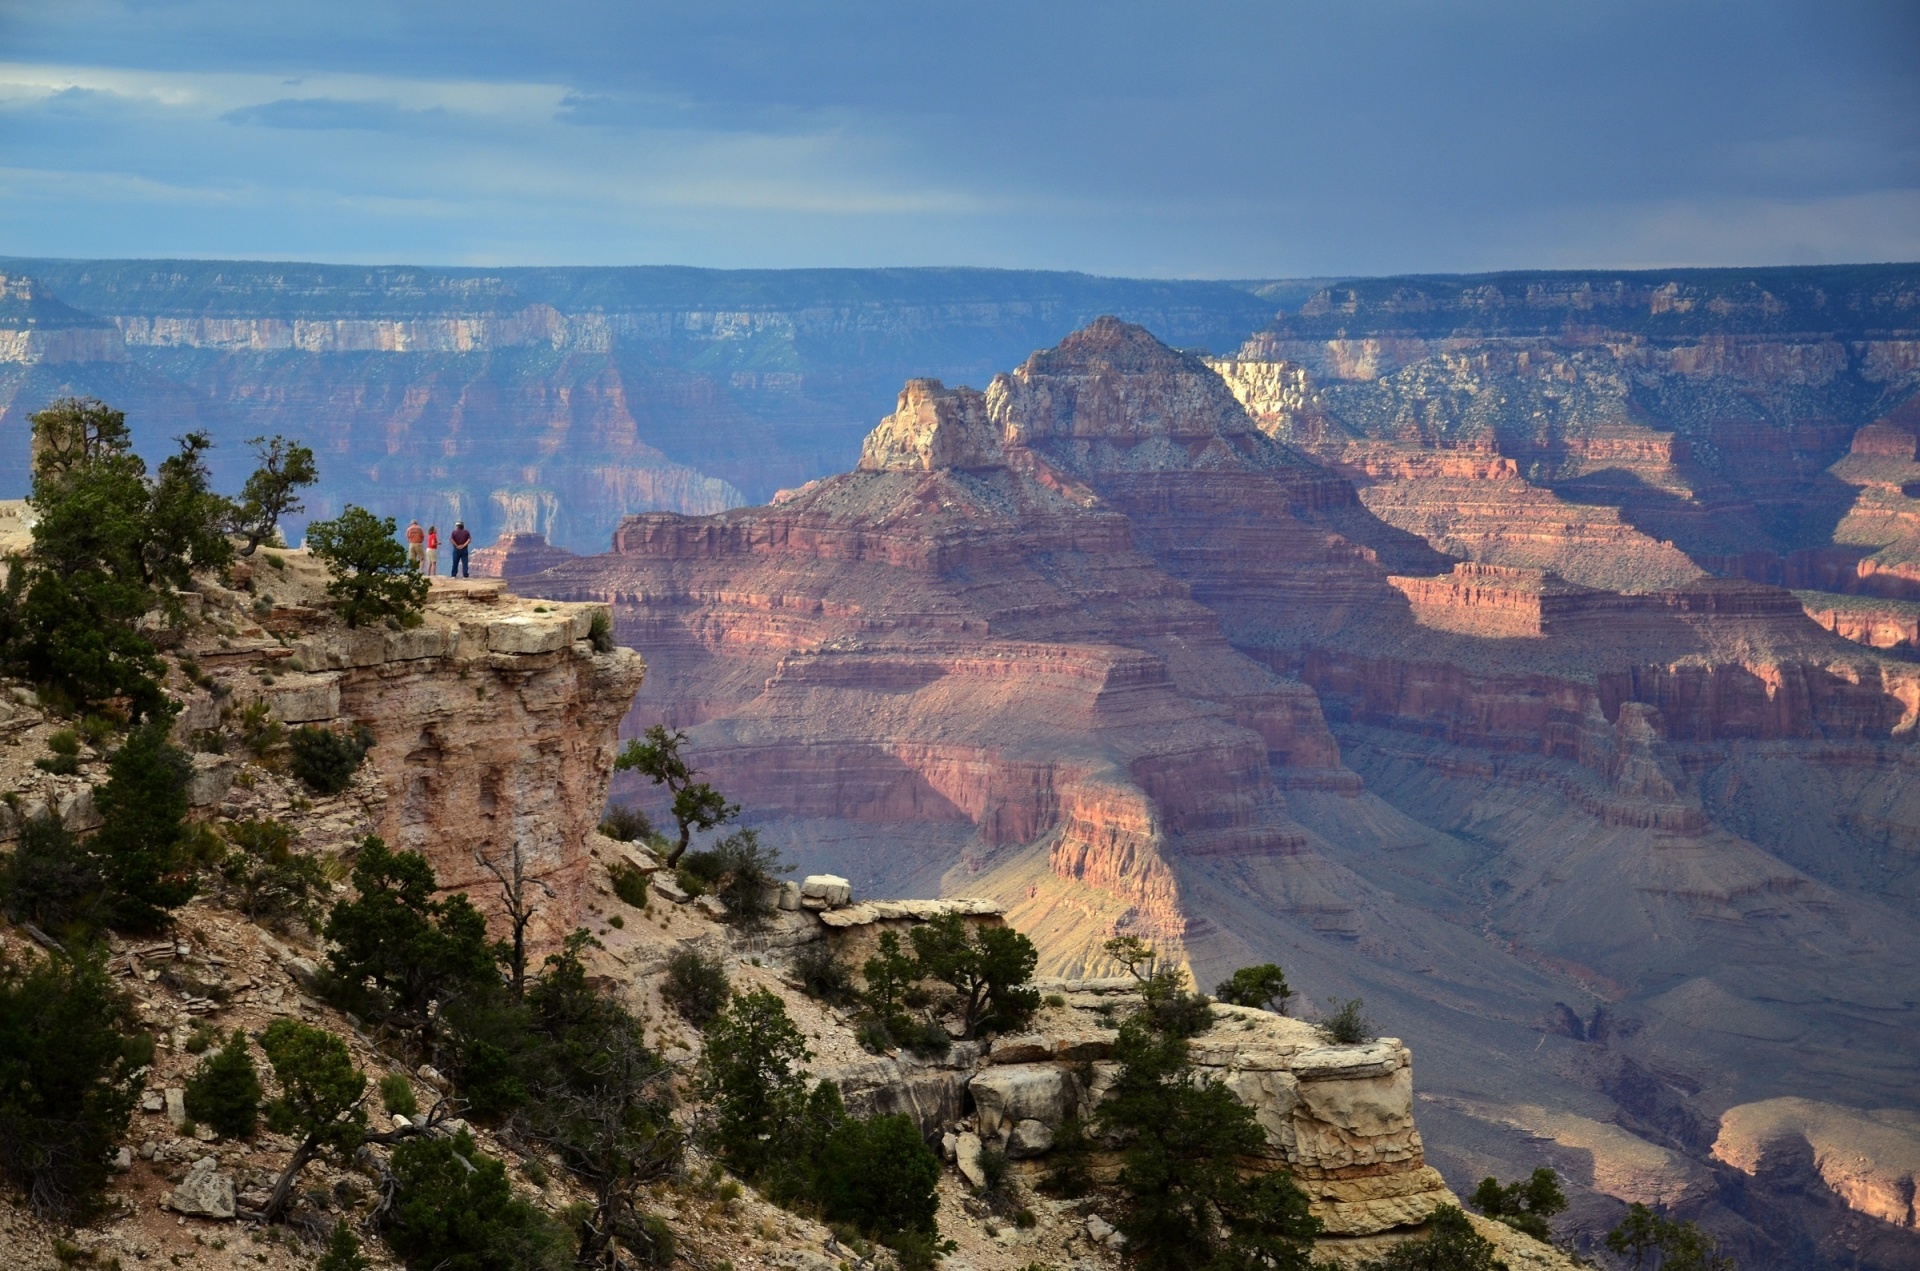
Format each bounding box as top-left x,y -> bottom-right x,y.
456,521 -> 465,527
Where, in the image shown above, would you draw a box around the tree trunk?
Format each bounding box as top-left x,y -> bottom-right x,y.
261,1137 -> 318,1223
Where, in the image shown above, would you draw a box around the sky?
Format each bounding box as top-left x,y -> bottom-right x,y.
0,0 -> 1916,278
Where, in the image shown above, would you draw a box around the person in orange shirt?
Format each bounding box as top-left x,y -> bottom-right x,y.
405,519 -> 425,569
424,524 -> 440,575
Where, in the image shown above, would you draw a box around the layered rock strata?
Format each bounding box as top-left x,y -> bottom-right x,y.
511,316 -> 1920,1267
135,552 -> 641,944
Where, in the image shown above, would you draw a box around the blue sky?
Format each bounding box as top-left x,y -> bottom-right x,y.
1,0 -> 1916,276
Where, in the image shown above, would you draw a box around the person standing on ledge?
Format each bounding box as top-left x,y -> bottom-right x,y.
450,521 -> 472,577
424,524 -> 440,575
405,518 -> 426,570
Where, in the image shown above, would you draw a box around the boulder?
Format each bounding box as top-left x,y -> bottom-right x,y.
987,1033 -> 1053,1065
187,753 -> 235,807
487,615 -> 572,655
970,1063 -> 1076,1140
265,673 -> 341,724
1007,1118 -> 1055,1158
168,1156 -> 236,1219
955,1131 -> 987,1189
164,1087 -> 187,1128
652,874 -> 691,904
801,875 -> 852,907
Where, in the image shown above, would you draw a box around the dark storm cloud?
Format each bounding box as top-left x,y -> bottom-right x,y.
0,0 -> 1914,272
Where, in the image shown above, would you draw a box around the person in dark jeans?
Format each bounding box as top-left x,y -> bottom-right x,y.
450,521 -> 472,577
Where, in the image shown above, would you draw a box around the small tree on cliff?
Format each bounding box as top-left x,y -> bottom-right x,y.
231,435 -> 317,555
477,837 -> 554,999
910,912 -> 1039,1039
1097,1008 -> 1320,1271
613,725 -> 738,868
305,505 -> 430,628
1605,1204 -> 1734,1271
1469,1168 -> 1566,1243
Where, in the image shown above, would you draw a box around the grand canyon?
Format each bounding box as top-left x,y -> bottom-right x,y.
5,260 -> 1920,1269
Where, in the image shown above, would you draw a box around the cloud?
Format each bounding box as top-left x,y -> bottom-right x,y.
221,96 -> 449,131
0,3 -> 1914,273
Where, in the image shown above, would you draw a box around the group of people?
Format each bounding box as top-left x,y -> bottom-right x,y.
404,519 -> 474,576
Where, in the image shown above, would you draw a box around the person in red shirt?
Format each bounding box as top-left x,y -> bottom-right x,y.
424,525 -> 440,575
449,521 -> 472,577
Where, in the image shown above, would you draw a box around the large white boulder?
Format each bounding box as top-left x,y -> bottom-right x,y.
969,1063 -> 1076,1140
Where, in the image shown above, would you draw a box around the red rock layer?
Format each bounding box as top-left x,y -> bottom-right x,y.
519,320 -> 1920,981
531,369 -> 1356,939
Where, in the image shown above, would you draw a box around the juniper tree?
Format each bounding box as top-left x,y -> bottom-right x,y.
257,1019 -> 367,1222
612,725 -> 738,868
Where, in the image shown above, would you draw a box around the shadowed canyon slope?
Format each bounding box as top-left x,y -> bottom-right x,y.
522,313 -> 1920,1270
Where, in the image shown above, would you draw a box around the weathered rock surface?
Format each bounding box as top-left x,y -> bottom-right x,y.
167,1157 -> 236,1220
1714,1098 -> 1920,1230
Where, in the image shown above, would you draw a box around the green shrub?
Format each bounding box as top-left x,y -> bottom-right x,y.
304,505 -> 430,629
316,1221 -> 371,1271
234,700 -> 284,756
1319,998 -> 1375,1045
33,753 -> 81,776
855,1017 -> 894,1054
608,861 -> 650,909
1044,1116 -> 1093,1198
588,609 -> 616,653
793,944 -> 858,1007
910,913 -> 1039,1038
694,988 -> 810,1179
1468,1168 -> 1565,1242
598,804 -> 653,843
185,1021 -> 220,1054
1358,1205 -> 1504,1271
0,945 -> 152,1220
0,812 -> 105,936
379,1072 -> 419,1118
1098,1010 -> 1321,1271
183,1029 -> 262,1140
816,1113 -> 942,1240
1214,964 -> 1292,1014
45,729 -> 80,757
680,828 -> 784,928
976,1145 -> 1009,1194
1604,1203 -> 1733,1271
1140,968 -> 1214,1039
217,818 -> 325,931
78,716 -> 115,748
320,837 -> 498,1031
92,717 -> 197,933
662,950 -> 729,1028
386,1130 -> 570,1271
258,1019 -> 367,1222
288,724 -> 373,795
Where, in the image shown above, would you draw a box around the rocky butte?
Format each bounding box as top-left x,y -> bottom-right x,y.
518,315 -> 1920,1271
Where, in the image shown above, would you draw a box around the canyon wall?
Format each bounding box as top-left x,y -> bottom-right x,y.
511,313 -> 1920,1270
0,261 -> 1277,550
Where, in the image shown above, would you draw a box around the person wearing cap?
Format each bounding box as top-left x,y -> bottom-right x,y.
450,521 -> 472,577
